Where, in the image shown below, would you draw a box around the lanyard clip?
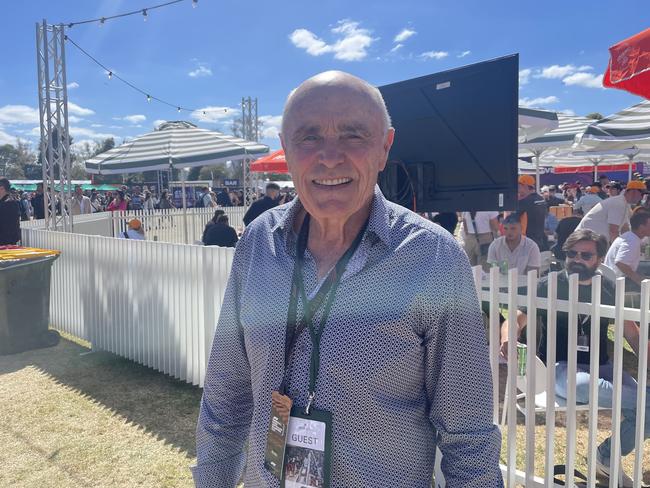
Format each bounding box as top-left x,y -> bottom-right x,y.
304,391 -> 315,415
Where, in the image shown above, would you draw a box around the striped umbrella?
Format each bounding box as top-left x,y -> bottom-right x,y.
519,114 -> 595,191
85,121 -> 269,175
575,100 -> 650,151
519,114 -> 594,154
518,107 -> 558,143
539,147 -> 647,180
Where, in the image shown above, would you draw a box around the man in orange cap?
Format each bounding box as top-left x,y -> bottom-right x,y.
577,180 -> 647,243
514,174 -> 548,251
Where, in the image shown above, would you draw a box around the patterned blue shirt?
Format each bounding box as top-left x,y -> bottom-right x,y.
193,186 -> 503,487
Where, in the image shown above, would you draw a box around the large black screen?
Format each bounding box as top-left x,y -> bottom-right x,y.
378,54 -> 518,212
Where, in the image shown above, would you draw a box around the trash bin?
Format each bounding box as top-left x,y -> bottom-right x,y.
0,246 -> 61,355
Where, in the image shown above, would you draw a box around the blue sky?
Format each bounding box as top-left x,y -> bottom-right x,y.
0,0 -> 647,152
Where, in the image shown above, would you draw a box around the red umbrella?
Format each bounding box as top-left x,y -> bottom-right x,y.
250,149 -> 288,173
603,28 -> 650,99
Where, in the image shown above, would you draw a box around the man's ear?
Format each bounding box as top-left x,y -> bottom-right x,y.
378,128 -> 395,172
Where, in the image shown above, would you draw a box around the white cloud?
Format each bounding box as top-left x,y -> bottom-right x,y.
191,106 -> 237,124
289,19 -> 375,62
0,105 -> 40,125
394,28 -> 416,43
68,126 -> 117,140
259,115 -> 282,140
390,44 -> 403,53
121,114 -> 147,124
68,102 -> 95,116
537,64 -> 592,79
457,50 -> 471,58
562,72 -> 604,89
0,128 -> 17,145
558,109 -> 576,116
420,50 -> 448,60
90,124 -> 104,128
188,65 -> 213,78
519,69 -> 532,86
519,96 -> 560,108
67,82 -> 79,90
68,115 -> 83,124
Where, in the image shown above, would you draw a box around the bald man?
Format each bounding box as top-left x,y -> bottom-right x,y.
193,71 -> 502,487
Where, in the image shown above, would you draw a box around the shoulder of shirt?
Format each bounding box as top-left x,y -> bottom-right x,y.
241,196 -> 459,254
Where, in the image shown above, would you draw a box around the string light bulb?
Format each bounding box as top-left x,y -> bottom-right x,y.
147,94 -> 152,102
177,107 -> 181,113
108,71 -> 113,80
192,0 -> 198,8
99,17 -> 106,26
142,9 -> 148,21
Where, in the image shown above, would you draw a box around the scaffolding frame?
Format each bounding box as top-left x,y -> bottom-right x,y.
36,20 -> 72,231
240,96 -> 259,211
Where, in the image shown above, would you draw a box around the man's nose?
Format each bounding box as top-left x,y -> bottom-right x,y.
318,139 -> 344,167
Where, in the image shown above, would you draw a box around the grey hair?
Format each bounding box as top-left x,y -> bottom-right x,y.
281,71 -> 392,136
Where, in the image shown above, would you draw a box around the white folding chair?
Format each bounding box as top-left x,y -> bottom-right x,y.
540,250 -> 552,276
598,264 -> 640,308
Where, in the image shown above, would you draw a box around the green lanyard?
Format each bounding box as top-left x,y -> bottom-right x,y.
281,213 -> 368,414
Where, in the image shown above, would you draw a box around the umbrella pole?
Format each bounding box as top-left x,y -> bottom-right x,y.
535,152 -> 540,194
182,168 -> 188,244
628,155 -> 633,181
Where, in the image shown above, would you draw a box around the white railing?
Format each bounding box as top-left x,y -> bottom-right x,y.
477,266 -> 649,488
21,206 -> 247,244
17,226 -> 650,486
22,228 -> 234,387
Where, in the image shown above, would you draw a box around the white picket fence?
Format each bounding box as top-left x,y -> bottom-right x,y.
21,206 -> 247,244
477,267 -> 649,488
18,227 -> 650,486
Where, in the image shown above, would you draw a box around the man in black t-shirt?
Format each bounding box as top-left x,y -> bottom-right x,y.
500,229 -> 649,486
515,175 -> 548,251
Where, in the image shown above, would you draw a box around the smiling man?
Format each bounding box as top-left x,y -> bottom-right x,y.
193,71 -> 502,487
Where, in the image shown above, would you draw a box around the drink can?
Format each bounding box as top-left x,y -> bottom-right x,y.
516,343 -> 527,376
499,260 -> 509,275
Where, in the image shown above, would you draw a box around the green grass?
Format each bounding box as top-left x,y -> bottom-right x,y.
1,329 -> 647,487
0,333 -> 200,488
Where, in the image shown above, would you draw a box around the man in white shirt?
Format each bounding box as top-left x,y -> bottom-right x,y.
487,214 -> 541,275
461,210 -> 499,267
70,185 -> 92,215
605,210 -> 650,291
576,180 -> 646,243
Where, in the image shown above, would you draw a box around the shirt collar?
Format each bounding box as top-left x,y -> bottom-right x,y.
272,185 -> 393,254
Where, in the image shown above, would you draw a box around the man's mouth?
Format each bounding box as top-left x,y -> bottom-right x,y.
313,178 -> 352,187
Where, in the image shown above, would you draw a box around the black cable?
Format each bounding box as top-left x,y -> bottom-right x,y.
65,35 -> 227,116
63,0 -> 190,28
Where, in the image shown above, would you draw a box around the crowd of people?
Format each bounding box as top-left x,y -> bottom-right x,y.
3,181 -> 296,222
452,173 -> 650,291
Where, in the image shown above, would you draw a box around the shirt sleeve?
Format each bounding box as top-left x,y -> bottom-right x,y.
487,241 -> 497,264
607,199 -> 627,227
425,240 -> 503,486
192,240 -> 253,488
529,240 -> 542,268
613,239 -> 636,268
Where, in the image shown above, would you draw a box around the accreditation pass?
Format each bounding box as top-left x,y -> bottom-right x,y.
282,407 -> 331,488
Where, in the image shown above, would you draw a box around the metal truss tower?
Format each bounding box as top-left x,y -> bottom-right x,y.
240,96 -> 259,210
36,20 -> 72,231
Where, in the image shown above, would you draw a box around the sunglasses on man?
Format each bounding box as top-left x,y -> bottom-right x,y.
566,249 -> 595,260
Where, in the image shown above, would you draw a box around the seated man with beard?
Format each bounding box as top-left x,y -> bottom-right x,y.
499,228 -> 650,487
